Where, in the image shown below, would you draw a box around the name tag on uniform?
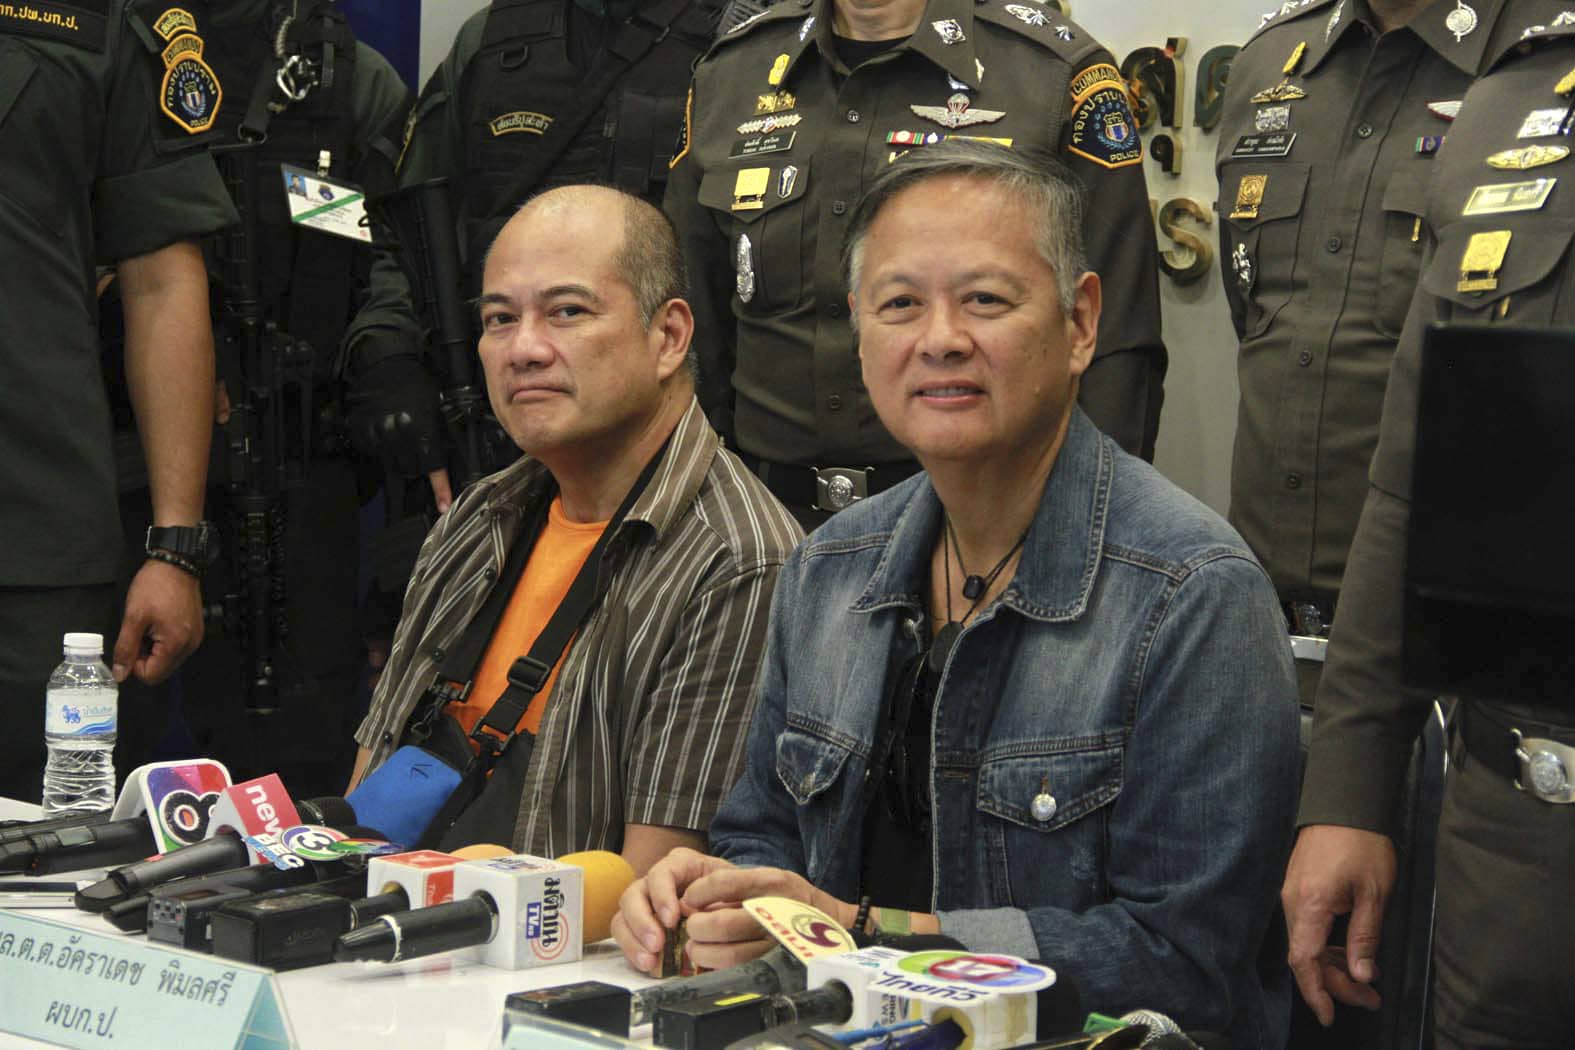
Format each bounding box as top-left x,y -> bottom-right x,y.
1461,177 -> 1558,216
730,132 -> 797,159
1232,132 -> 1297,158
280,164 -> 371,243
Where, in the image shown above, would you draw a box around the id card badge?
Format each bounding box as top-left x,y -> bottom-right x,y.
280,163 -> 371,242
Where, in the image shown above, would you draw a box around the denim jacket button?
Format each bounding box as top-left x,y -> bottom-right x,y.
1031,791 -> 1058,822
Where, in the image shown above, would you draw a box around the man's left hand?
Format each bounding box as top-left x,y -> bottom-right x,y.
112,559 -> 204,684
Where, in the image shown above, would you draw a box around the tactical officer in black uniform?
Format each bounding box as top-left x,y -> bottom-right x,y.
344,0 -> 733,513
107,0 -> 411,795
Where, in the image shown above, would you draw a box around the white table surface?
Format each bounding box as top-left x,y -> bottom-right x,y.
0,798 -> 660,1049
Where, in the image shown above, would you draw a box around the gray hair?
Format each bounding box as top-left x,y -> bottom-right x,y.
842,141 -> 1089,319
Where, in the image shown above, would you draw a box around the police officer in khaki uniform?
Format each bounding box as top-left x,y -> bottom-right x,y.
1283,11 -> 1575,1046
0,0 -> 235,800
669,0 -> 1165,523
1216,0 -> 1523,702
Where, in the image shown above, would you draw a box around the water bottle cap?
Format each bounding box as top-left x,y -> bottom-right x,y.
63,632 -> 104,653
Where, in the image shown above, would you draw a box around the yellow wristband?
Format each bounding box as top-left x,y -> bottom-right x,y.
876,907 -> 912,936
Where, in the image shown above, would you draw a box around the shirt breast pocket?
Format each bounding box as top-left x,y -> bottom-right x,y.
1375,175 -> 1431,338
1219,160 -> 1310,340
775,722 -> 857,881
1421,219 -> 1575,326
698,160 -> 809,313
0,42 -> 47,226
975,742 -> 1123,910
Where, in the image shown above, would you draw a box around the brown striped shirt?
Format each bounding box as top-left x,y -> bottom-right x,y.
354,398 -> 802,855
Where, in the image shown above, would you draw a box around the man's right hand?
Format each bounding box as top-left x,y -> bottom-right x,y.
612,847 -> 740,975
1281,823 -> 1397,1025
346,353 -> 451,510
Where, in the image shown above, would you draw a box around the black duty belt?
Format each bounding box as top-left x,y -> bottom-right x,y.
1459,701 -> 1575,804
742,455 -> 921,513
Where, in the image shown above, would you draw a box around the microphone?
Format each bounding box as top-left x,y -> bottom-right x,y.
654,980 -> 855,1050
144,825 -> 390,951
76,786 -> 359,910
0,817 -> 154,875
0,762 -> 254,877
207,844 -> 512,969
629,946 -> 808,1027
333,850 -> 635,968
0,809 -> 110,847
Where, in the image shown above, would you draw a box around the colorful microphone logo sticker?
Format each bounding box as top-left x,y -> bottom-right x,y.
143,762 -> 230,849
743,896 -> 857,963
886,950 -> 1056,994
279,825 -> 402,862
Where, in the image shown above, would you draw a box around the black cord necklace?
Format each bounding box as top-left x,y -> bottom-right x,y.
930,515 -> 1028,673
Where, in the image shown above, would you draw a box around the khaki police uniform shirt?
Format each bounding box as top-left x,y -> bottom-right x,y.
1216,0 -> 1511,604
0,0 -> 234,586
668,0 -> 1165,467
1302,4 -> 1575,831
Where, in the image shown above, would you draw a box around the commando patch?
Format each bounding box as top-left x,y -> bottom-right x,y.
1068,66 -> 1142,169
489,111 -> 552,136
160,31 -> 202,67
160,53 -> 221,134
153,6 -> 195,40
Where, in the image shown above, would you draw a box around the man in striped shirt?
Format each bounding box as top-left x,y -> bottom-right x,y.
349,186 -> 801,874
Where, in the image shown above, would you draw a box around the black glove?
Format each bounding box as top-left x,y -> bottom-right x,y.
346,353 -> 447,477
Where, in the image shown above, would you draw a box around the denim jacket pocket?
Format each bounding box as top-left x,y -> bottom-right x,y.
974,742 -> 1124,909
775,725 -> 859,882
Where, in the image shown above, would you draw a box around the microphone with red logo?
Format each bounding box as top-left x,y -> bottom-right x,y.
334,850 -> 635,969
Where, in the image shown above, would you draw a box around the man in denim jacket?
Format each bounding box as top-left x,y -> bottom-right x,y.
614,142 -> 1300,1048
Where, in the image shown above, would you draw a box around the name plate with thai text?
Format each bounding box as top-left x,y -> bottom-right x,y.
0,911 -> 291,1048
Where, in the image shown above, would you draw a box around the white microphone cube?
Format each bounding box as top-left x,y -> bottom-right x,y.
367,850 -> 462,908
806,946 -> 910,1030
453,854 -> 583,971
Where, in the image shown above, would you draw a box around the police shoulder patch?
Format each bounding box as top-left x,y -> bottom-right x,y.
1067,65 -> 1142,169
161,49 -> 221,134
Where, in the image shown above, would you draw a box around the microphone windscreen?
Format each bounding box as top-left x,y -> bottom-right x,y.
558,850 -> 635,942
299,796 -> 358,827
451,843 -> 515,861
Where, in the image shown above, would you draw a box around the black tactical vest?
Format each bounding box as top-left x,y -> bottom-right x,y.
456,0 -> 723,262
205,3 -> 361,380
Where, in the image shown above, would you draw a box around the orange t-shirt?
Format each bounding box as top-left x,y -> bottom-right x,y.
448,497 -> 608,742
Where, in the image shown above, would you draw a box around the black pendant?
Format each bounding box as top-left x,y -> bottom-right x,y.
961,574 -> 986,601
930,621 -> 961,673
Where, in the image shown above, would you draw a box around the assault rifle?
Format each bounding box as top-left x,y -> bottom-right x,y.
366,177 -> 508,492
211,142 -> 317,716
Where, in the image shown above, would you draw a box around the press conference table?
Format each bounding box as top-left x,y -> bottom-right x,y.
0,798 -> 660,1049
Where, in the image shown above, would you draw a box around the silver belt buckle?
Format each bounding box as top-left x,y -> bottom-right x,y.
1289,635 -> 1328,663
1513,729 -> 1575,803
814,467 -> 870,512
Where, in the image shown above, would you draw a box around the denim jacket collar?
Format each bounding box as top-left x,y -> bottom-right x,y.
849,409 -> 1111,623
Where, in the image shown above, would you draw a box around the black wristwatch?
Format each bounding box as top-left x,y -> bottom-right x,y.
145,522 -> 217,576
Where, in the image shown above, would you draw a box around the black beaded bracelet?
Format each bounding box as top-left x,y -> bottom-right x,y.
146,548 -> 201,578
852,895 -> 873,936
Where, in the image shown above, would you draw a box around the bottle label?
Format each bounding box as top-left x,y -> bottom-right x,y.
45,688 -> 117,737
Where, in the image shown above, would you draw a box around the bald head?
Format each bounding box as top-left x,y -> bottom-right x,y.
499,185 -> 690,330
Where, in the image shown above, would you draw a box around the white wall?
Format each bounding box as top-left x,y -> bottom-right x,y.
418,0 -> 1269,514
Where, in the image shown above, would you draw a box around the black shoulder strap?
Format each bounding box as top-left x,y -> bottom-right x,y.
428,434 -> 674,761
482,0 -> 700,220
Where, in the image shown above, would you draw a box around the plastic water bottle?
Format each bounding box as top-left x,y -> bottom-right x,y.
42,632 -> 118,815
